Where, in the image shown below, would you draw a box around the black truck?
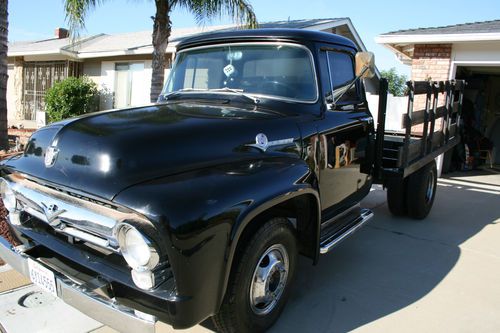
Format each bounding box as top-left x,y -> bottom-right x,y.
0,29 -> 464,332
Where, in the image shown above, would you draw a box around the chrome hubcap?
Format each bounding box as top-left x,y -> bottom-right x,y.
426,169 -> 435,203
249,244 -> 289,315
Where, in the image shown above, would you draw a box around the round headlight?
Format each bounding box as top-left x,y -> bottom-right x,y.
118,224 -> 154,270
0,179 -> 17,212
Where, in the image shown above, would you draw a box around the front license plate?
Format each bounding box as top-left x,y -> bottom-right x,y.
28,259 -> 58,297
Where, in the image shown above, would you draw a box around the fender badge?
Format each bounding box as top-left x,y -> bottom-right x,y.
44,146 -> 59,168
247,133 -> 294,152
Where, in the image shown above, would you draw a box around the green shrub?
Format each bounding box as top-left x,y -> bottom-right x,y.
44,76 -> 100,123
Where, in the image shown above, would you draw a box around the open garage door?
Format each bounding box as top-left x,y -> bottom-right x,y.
454,66 -> 500,168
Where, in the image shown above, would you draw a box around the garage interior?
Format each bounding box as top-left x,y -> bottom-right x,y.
453,66 -> 500,170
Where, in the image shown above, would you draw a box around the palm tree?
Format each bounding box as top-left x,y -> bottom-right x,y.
64,0 -> 257,103
0,0 -> 8,150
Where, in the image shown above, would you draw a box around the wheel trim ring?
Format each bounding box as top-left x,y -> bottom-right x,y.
425,168 -> 435,203
249,243 -> 289,316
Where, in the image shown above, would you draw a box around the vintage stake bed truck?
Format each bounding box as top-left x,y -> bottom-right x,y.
0,29 -> 464,332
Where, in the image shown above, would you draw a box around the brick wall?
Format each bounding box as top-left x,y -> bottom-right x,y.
412,44 -> 452,82
8,128 -> 35,147
411,44 -> 453,133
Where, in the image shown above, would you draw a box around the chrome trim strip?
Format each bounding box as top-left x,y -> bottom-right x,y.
4,174 -> 147,251
320,209 -> 374,254
0,236 -> 169,333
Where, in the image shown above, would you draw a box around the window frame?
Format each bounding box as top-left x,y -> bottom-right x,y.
323,48 -> 362,107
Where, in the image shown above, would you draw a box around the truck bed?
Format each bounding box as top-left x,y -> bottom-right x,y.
374,80 -> 465,181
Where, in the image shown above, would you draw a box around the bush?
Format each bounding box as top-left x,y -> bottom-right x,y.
45,76 -> 100,123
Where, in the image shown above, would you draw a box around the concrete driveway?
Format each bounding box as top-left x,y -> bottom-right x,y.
1,170 -> 499,333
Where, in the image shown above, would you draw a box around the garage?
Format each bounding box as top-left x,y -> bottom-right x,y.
376,20 -> 500,170
454,65 -> 500,168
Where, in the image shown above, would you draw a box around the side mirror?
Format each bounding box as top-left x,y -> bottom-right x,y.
355,52 -> 375,79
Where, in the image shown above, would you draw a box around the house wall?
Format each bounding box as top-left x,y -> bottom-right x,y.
451,41 -> 500,62
6,63 -> 15,125
6,57 -> 37,129
411,44 -> 452,82
411,44 -> 452,130
82,61 -> 101,84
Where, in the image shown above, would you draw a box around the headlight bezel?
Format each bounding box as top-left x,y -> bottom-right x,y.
117,223 -> 159,271
0,178 -> 17,212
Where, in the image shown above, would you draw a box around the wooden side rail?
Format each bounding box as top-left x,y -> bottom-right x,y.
400,80 -> 465,168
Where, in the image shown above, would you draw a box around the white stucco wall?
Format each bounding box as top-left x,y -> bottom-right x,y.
6,64 -> 16,124
450,41 -> 500,78
366,93 -> 407,132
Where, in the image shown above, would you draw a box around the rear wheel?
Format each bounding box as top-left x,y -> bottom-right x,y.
212,217 -> 297,333
386,177 -> 408,216
407,160 -> 437,219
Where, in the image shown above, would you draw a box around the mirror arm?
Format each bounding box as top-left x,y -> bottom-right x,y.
331,65 -> 369,108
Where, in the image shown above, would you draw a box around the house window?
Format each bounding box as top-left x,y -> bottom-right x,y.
114,62 -> 146,108
22,61 -> 82,120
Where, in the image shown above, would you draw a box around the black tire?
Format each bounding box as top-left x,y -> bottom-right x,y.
212,217 -> 297,333
442,149 -> 453,174
407,160 -> 438,219
386,177 -> 408,216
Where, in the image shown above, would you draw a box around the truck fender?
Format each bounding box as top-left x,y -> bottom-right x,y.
219,159 -> 321,308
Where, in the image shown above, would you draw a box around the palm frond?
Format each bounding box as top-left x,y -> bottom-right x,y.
177,0 -> 258,29
63,0 -> 107,40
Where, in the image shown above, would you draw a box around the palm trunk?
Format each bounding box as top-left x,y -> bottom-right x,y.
0,0 -> 8,150
150,0 -> 171,103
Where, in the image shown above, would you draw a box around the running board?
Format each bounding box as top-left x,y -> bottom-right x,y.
319,208 -> 374,254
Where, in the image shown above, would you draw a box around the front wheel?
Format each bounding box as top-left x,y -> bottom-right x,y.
212,217 -> 297,333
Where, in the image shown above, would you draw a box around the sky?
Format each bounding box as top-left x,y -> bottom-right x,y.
7,0 -> 500,77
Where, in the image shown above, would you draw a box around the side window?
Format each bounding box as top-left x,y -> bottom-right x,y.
325,51 -> 359,105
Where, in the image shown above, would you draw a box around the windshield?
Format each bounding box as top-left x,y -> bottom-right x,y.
162,43 -> 317,102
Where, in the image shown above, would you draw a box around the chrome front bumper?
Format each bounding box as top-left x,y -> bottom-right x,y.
0,235 -> 171,333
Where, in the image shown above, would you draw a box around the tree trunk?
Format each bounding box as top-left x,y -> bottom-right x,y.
150,0 -> 171,103
0,0 -> 8,150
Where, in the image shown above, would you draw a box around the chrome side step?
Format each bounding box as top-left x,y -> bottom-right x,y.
319,208 -> 374,254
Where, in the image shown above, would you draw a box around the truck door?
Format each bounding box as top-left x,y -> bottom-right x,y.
317,48 -> 374,219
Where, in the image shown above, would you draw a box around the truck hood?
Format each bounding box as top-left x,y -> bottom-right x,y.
4,102 -> 302,200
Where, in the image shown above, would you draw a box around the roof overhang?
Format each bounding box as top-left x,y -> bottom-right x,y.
375,32 -> 500,65
305,18 -> 369,52
76,44 -> 177,59
376,32 -> 500,44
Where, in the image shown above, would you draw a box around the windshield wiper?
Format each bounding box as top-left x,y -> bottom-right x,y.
160,87 -> 259,104
207,88 -> 260,104
161,88 -> 207,100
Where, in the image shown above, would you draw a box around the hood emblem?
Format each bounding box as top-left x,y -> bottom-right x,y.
44,146 -> 59,168
247,133 -> 294,152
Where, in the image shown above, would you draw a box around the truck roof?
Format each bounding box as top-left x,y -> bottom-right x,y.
176,28 -> 358,51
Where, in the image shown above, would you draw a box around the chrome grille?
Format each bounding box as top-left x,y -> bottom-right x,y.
4,173 -> 149,253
